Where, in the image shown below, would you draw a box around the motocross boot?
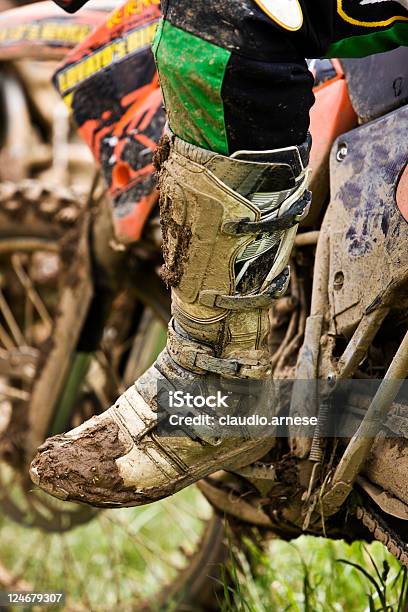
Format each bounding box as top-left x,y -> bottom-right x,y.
30,132 -> 311,508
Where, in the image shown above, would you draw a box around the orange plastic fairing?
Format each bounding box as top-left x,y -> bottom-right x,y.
307,74 -> 357,223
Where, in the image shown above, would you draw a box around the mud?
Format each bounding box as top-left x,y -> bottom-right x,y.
365,435 -> 408,506
31,421 -> 139,507
275,456 -> 299,487
159,193 -> 192,288
153,134 -> 171,172
153,135 -> 193,287
214,319 -> 228,357
160,221 -> 192,287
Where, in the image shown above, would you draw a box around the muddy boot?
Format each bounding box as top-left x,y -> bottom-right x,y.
30,133 -> 311,507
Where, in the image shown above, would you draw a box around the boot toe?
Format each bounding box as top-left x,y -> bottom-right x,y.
29,415 -> 144,507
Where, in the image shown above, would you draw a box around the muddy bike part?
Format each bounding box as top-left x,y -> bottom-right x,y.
321,330 -> 408,517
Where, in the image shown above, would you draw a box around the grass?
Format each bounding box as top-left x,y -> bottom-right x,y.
0,483 -> 407,611
0,484 -> 212,609
219,536 -> 408,612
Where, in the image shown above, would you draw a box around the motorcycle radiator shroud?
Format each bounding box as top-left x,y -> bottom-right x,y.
325,105 -> 408,336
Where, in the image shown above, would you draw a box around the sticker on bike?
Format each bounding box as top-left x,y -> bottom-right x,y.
338,0 -> 408,27
252,0 -> 303,31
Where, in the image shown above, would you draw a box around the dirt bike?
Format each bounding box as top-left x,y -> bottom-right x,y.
0,0 -> 407,609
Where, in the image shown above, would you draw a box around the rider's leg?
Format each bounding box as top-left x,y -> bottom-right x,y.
30,0 -> 314,507
30,0 -> 408,507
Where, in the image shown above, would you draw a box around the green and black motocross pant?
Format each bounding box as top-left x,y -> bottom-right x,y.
55,0 -> 408,154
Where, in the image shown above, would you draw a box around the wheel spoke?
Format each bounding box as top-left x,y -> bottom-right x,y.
0,382 -> 29,402
94,349 -> 125,396
0,323 -> 15,351
0,288 -> 25,346
24,256 -> 34,346
11,254 -> 53,331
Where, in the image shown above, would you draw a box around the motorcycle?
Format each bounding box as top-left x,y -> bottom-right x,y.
0,0 -> 407,608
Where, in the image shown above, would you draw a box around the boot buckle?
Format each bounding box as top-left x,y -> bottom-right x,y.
199,267 -> 290,310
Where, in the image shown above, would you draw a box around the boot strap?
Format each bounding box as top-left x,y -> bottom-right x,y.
199,267 -> 290,310
167,322 -> 271,379
172,132 -> 311,176
222,190 -> 311,236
